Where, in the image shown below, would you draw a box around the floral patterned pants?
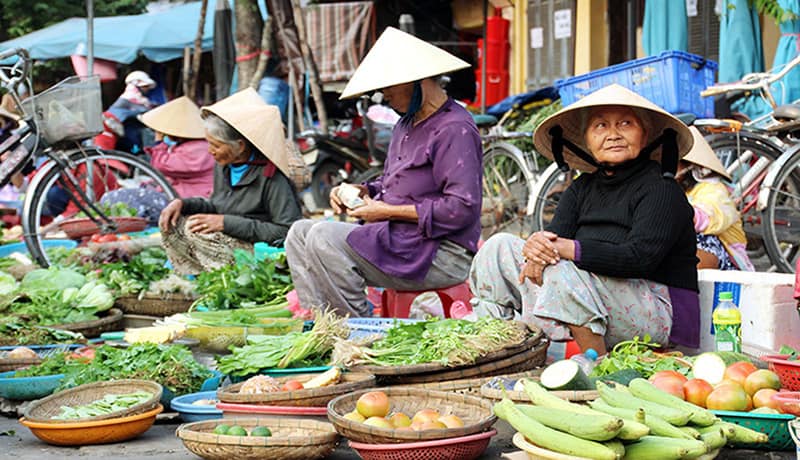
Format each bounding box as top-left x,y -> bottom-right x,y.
468,233 -> 673,348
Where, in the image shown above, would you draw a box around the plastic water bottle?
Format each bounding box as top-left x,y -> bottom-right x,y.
713,291 -> 742,352
570,348 -> 598,375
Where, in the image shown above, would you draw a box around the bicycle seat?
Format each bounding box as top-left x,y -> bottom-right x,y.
472,113 -> 498,128
773,104 -> 800,121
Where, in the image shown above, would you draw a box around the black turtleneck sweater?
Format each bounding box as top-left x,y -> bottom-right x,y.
546,159 -> 698,291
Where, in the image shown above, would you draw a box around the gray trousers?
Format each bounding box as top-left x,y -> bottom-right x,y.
285,219 -> 472,317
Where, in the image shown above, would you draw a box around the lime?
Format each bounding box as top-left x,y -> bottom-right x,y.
250,426 -> 272,437
212,424 -> 230,435
227,425 -> 248,436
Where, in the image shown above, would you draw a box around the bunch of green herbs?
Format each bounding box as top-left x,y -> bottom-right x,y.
53,391 -> 152,420
94,247 -> 171,297
0,322 -> 86,346
590,335 -> 690,378
194,250 -> 292,310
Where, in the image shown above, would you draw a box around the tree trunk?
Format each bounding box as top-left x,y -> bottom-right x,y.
290,0 -> 328,132
234,0 -> 264,90
249,17 -> 273,89
188,0 -> 209,99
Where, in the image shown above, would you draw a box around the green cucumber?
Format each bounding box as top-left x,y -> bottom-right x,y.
540,359 -> 592,391
589,401 -> 694,440
596,381 -> 691,426
493,399 -> 618,460
517,404 -> 623,441
622,436 -> 707,460
592,369 -> 643,387
628,378 -> 717,426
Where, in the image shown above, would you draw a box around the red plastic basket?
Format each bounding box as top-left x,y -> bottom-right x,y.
761,355 -> 800,391
771,391 -> 800,416
348,430 -> 495,460
59,216 -> 147,239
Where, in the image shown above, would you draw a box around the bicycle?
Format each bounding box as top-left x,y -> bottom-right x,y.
0,48 -> 177,267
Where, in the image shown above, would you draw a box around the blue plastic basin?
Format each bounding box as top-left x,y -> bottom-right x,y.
0,240 -> 77,258
0,371 -> 65,400
170,390 -> 223,422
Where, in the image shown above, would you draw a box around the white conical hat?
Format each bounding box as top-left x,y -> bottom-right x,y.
201,89 -> 289,178
139,96 -> 205,139
684,126 -> 731,180
340,27 -> 471,99
533,84 -> 693,172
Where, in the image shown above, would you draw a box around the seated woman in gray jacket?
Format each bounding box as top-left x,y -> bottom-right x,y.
158,89 -> 302,274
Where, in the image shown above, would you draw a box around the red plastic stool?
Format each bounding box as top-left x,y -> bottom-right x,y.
564,340 -> 581,358
381,281 -> 473,319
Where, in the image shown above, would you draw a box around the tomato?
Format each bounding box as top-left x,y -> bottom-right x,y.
67,347 -> 96,362
117,234 -> 131,241
90,233 -> 103,243
96,234 -> 118,243
282,380 -> 304,391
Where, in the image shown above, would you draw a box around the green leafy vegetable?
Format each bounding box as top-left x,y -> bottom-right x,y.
194,251 -> 293,310
590,335 -> 691,379
52,392 -> 152,420
75,202 -> 138,218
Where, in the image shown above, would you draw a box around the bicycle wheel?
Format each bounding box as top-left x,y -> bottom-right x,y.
529,162 -> 576,233
481,142 -> 536,239
762,145 -> 800,273
22,148 -> 177,267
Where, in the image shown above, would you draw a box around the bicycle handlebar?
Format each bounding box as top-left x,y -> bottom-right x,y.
0,48 -> 30,94
700,52 -> 800,99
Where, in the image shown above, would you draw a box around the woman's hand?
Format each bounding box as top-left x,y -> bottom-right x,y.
347,196 -> 389,222
158,199 -> 183,233
329,183 -> 368,214
518,260 -> 545,286
523,231 -> 560,265
187,214 -> 224,234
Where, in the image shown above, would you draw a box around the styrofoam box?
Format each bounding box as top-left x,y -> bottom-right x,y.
694,269 -> 798,355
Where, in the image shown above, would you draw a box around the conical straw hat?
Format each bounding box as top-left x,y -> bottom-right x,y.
340,27 -> 471,99
139,96 -> 205,139
201,89 -> 289,178
533,84 -> 693,172
684,126 -> 731,180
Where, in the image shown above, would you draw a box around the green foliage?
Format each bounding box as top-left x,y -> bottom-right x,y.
745,0 -> 799,24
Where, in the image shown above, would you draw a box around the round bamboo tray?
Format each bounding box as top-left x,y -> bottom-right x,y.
176,416 -> 338,460
327,387 -> 496,444
402,369 -> 543,396
373,337 -> 548,385
115,293 -> 197,316
349,322 -> 542,377
0,356 -> 41,373
51,308 -> 123,338
480,375 -> 599,403
217,371 -> 376,407
24,379 -> 163,424
59,216 -> 147,239
512,432 -> 594,460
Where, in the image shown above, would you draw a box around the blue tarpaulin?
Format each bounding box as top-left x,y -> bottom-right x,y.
0,2 -> 215,64
771,0 -> 800,104
718,0 -> 764,83
642,0 -> 688,56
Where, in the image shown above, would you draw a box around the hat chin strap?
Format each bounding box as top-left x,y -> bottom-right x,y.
548,126 -> 679,178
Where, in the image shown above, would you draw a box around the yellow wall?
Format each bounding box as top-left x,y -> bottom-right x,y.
574,0 -> 608,74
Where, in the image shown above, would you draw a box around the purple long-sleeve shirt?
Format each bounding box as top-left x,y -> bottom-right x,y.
346,99 -> 483,282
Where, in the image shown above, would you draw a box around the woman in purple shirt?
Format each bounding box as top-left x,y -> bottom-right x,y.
285,27 -> 483,317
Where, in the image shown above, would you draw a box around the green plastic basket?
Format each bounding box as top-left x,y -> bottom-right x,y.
711,410 -> 796,450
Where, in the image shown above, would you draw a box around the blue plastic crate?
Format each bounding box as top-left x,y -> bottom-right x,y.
556,51 -> 718,117
346,317 -> 421,341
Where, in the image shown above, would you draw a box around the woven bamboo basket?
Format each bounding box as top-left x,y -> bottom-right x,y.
0,357 -> 42,373
402,369 -> 543,396
115,294 -> 197,316
51,308 -> 123,338
217,371 -> 376,407
327,387 -> 496,444
23,379 -> 163,424
349,322 -> 542,377
372,337 -> 548,385
59,216 -> 147,239
176,416 -> 339,460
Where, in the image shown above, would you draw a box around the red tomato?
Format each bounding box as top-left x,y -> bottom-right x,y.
90,233 -> 103,243
282,380 -> 304,391
117,234 -> 131,241
96,234 -> 118,243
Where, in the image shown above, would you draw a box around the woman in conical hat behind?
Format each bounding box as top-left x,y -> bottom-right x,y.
158,89 -> 302,274
285,27 -> 483,317
141,96 -> 215,199
469,84 -> 702,353
678,126 -> 754,271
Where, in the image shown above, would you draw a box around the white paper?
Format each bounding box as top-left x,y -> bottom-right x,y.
686,0 -> 698,17
553,9 -> 572,40
530,27 -> 544,49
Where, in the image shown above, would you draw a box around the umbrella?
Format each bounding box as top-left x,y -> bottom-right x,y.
642,0 -> 688,56
770,0 -> 800,105
213,0 -> 235,99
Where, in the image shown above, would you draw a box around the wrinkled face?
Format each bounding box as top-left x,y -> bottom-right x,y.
380,82 -> 415,114
206,131 -> 246,166
584,106 -> 647,165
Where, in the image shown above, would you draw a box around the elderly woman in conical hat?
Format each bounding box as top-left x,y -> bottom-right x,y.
140,96 -> 215,199
158,89 -> 303,274
470,84 -> 701,353
678,127 -> 754,272
285,27 -> 483,317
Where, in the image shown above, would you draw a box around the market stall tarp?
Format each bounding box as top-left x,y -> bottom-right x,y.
718,0 -> 764,83
771,0 -> 800,105
642,0 -> 688,56
303,1 -> 375,83
0,2 -> 214,64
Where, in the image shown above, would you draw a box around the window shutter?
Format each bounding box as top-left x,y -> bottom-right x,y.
527,0 -> 576,89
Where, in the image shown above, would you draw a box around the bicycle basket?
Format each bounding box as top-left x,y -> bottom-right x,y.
22,76 -> 102,144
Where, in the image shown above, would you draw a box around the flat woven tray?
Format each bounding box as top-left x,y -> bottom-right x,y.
177,416 -> 338,460
349,322 -> 542,377
0,356 -> 42,373
59,216 -> 147,239
372,337 -> 548,385
23,379 -> 163,424
402,369 -> 543,396
217,371 -> 376,407
51,308 -> 123,338
115,294 -> 196,317
327,387 -> 496,444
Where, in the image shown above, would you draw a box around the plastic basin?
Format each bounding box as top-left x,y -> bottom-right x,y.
161,370 -> 223,407
170,390 -> 223,422
0,371 -> 65,400
0,239 -> 76,258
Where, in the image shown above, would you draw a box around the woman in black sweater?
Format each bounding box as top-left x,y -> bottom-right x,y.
469,84 -> 699,353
